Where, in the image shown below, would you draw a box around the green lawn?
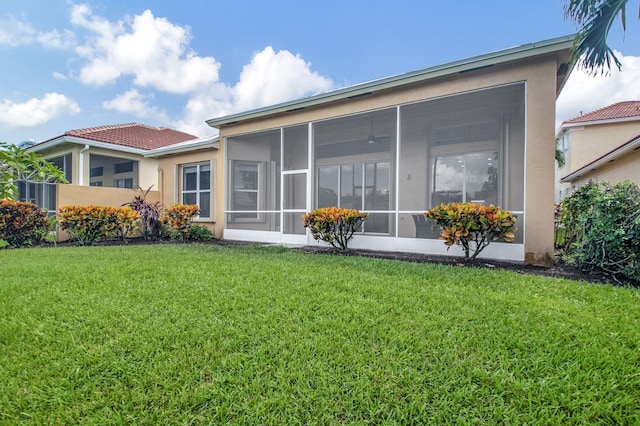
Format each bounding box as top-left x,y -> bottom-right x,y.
1,244 -> 638,424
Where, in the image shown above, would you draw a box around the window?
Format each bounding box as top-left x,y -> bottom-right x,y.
231,161 -> 260,220
561,132 -> 570,152
114,161 -> 134,174
48,154 -> 72,183
431,151 -> 499,206
90,166 -> 103,177
181,163 -> 211,218
317,161 -> 390,233
114,178 -> 133,189
90,181 -> 103,187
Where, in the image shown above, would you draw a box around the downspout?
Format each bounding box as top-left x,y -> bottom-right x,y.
157,167 -> 164,204
78,144 -> 90,186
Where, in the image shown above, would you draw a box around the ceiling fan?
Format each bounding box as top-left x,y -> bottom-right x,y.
364,116 -> 391,144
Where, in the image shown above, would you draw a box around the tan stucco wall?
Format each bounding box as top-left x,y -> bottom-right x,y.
556,120 -> 640,200
55,184 -> 160,241
523,60 -> 559,265
568,121 -> 640,171
58,184 -> 159,206
156,149 -> 224,238
216,55 -> 565,264
570,147 -> 640,187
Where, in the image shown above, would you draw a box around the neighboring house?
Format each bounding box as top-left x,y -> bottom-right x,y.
175,34 -> 574,265
556,101 -> 640,200
21,123 -> 203,216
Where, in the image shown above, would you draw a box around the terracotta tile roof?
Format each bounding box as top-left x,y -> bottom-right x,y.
50,123 -> 197,150
564,101 -> 640,125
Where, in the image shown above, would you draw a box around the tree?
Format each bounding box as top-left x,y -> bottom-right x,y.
564,0 -> 636,75
556,139 -> 566,168
0,141 -> 68,199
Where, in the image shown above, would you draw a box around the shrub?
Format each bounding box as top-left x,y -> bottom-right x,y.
424,202 -> 517,261
560,181 -> 640,282
58,205 -> 140,246
0,199 -> 52,247
302,207 -> 368,252
162,204 -> 199,241
188,224 -> 214,242
122,186 -> 164,240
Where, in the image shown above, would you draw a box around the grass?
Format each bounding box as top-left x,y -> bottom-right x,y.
1,244 -> 639,424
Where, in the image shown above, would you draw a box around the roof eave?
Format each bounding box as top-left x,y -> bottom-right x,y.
28,135 -> 150,156
144,136 -> 220,157
559,115 -> 640,132
206,34 -> 576,129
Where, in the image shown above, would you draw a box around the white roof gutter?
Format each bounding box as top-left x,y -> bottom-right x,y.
144,136 -> 220,157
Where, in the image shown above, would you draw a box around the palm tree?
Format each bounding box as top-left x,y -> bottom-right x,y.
555,139 -> 566,168
564,0 -> 635,75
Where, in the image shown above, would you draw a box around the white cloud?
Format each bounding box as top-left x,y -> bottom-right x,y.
67,7 -> 333,136
0,14 -> 75,48
171,47 -> 333,135
171,86 -> 233,136
71,5 -> 221,94
0,93 -> 80,127
52,72 -> 67,80
557,51 -> 640,130
233,46 -> 333,111
103,89 -> 169,122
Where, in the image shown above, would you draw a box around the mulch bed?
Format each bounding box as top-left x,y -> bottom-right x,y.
46,237 -> 637,288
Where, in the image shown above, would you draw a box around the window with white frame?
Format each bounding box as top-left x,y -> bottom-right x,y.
114,178 -> 133,189
181,163 -> 211,218
231,161 -> 260,220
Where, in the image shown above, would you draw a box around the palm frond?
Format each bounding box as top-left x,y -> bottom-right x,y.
565,0 -> 630,75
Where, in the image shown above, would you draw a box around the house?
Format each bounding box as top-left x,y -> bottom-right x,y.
22,123 -> 207,217
556,101 -> 640,200
147,34 -> 573,265
22,35 -> 574,264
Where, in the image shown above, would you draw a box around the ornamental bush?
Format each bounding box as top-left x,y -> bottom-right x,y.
302,207 -> 368,252
0,199 -> 52,247
187,224 -> 214,242
162,204 -> 199,241
560,181 -> 640,282
58,205 -> 140,246
424,202 -> 517,260
122,186 -> 164,240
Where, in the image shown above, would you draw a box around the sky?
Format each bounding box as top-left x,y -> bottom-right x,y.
1,1 -> 639,145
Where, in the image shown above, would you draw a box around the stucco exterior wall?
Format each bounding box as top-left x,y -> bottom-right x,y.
568,121 -> 640,172
569,147 -> 640,187
156,148 -> 224,238
55,184 -> 160,241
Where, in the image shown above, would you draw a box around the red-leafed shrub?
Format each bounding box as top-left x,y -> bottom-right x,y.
58,205 -> 140,246
302,207 -> 368,252
0,199 -> 52,247
162,204 -> 199,241
424,202 -> 517,260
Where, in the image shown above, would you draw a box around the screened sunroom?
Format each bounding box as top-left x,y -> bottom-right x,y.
223,83 -> 525,259
210,35 -> 574,263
